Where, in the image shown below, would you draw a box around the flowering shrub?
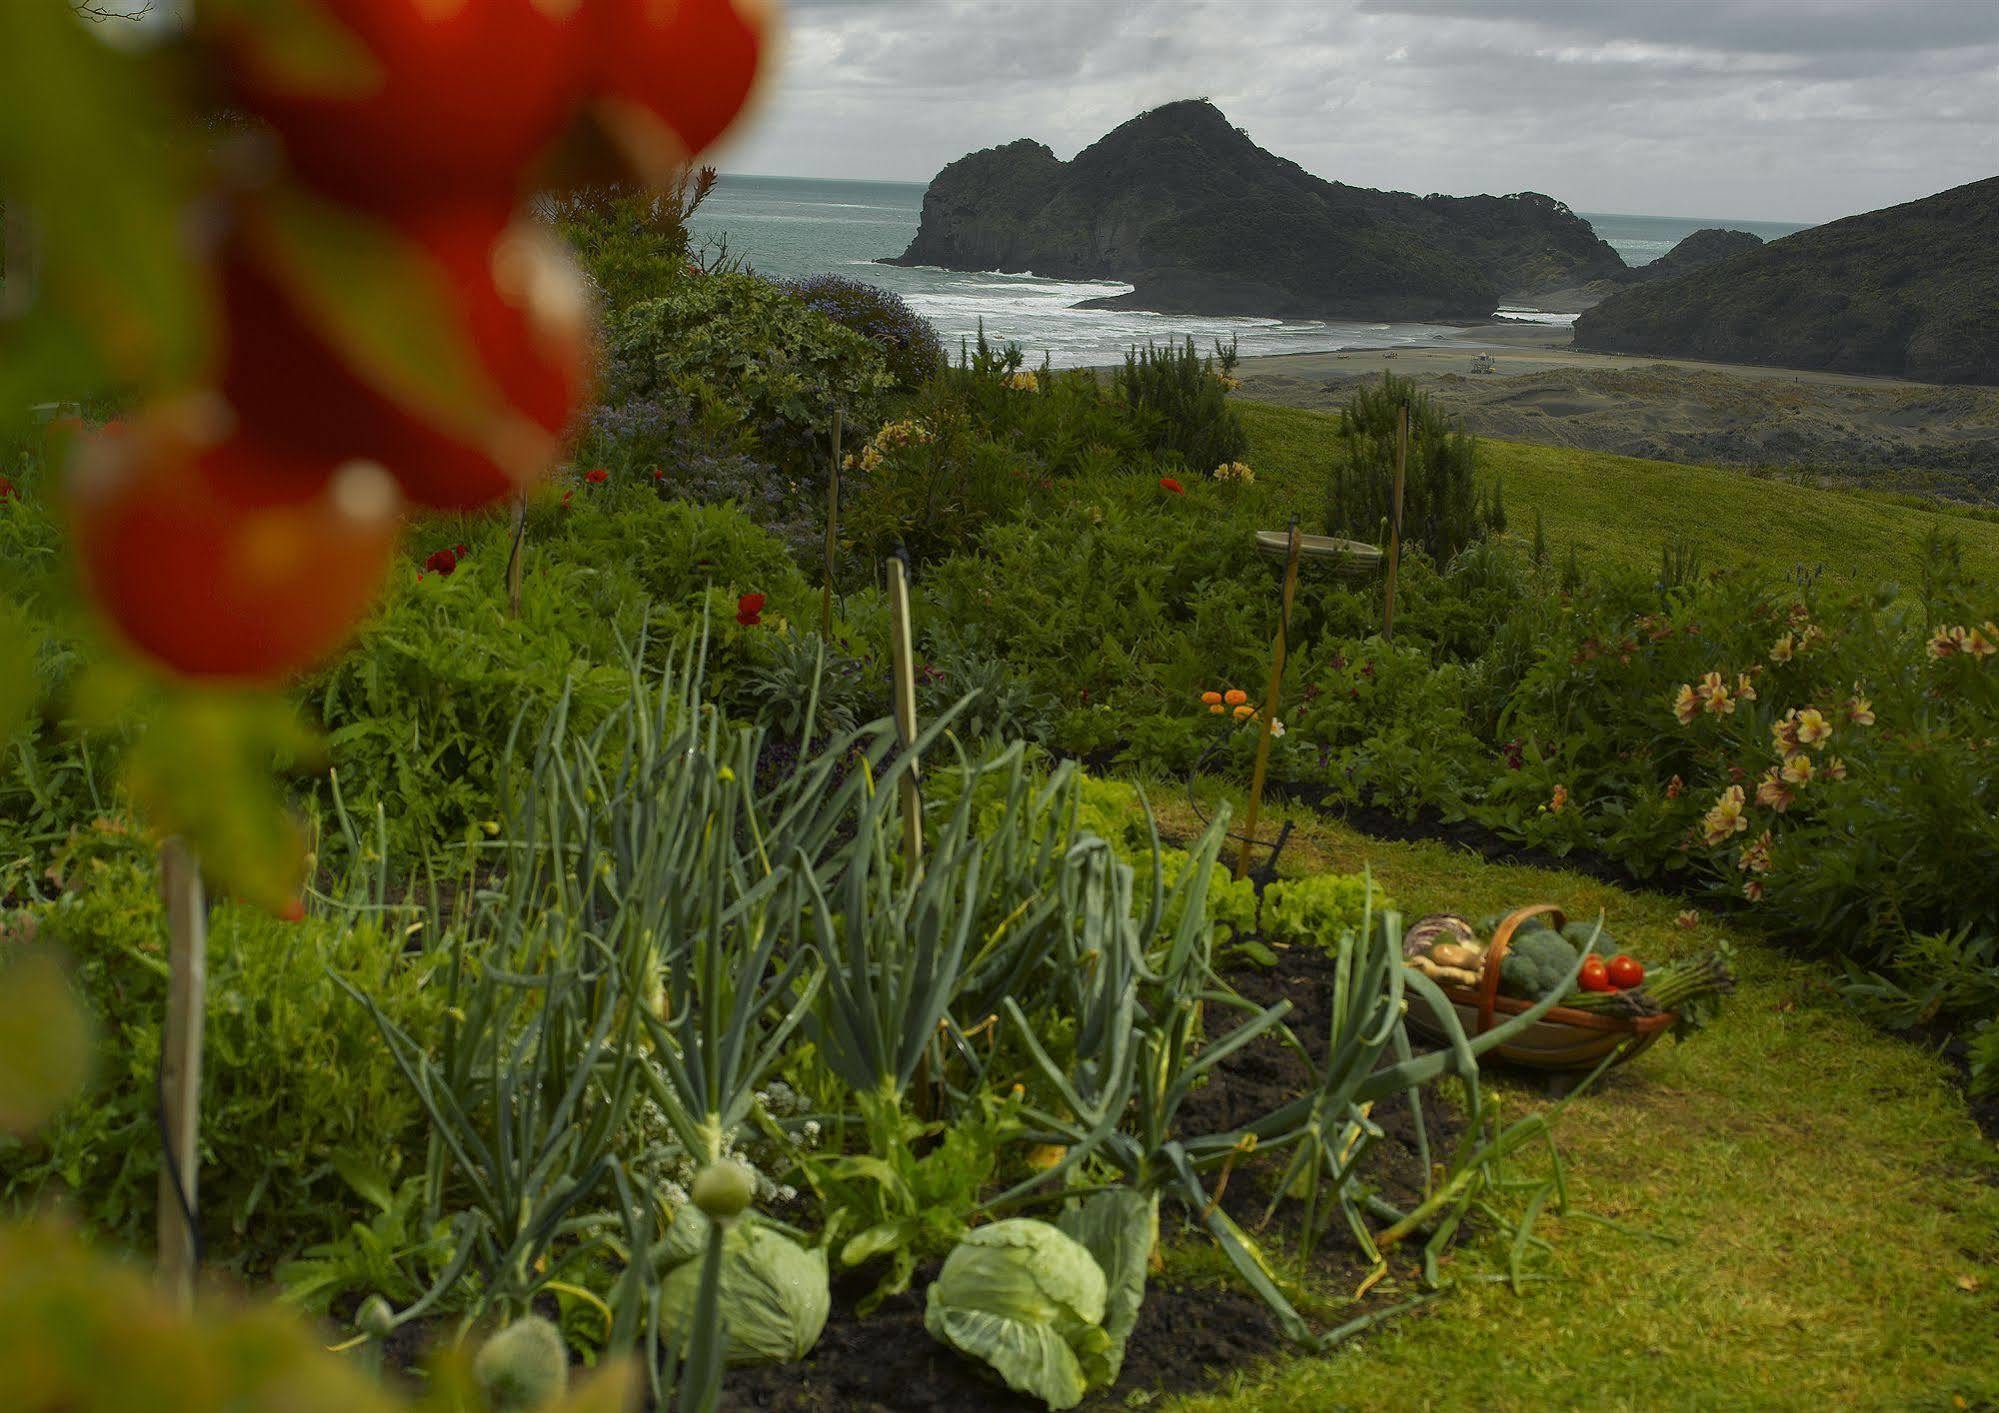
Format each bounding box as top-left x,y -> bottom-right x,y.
781,274 -> 943,390
1212,461 -> 1254,485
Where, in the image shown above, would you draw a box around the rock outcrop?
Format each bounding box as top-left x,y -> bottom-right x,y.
1618,228 -> 1764,283
888,100 -> 1626,322
1575,178 -> 1998,385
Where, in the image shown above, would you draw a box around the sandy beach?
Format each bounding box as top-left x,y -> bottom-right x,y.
1235,323 -> 1999,491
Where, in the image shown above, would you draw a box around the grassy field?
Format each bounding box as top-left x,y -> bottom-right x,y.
1240,400 -> 1999,587
1129,783 -> 1999,1411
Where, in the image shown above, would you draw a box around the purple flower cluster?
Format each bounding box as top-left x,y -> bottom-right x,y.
780,275 -> 943,389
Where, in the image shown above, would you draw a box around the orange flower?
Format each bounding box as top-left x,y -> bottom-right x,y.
1200,690 -> 1223,705
1232,703 -> 1256,720
1208,703 -> 1225,715
1224,689 -> 1247,706
1666,774 -> 1685,799
1548,784 -> 1569,813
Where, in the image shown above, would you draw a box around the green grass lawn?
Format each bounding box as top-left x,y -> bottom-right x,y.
1240,400 -> 1999,587
1128,785 -> 1999,1411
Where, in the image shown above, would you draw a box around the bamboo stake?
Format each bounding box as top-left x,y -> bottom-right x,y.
823,409 -> 842,638
886,555 -> 923,869
1234,522 -> 1302,882
505,492 -> 526,620
157,838 -> 207,1311
1382,399 -> 1408,641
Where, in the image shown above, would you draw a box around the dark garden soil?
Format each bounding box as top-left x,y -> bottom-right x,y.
718,1270 -> 1281,1412
719,946 -> 1462,1411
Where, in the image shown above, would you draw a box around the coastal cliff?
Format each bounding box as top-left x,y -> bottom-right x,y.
1575,178 -> 1998,385
887,100 -> 1625,322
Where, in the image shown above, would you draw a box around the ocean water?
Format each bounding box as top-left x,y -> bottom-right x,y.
688,174 -> 1809,368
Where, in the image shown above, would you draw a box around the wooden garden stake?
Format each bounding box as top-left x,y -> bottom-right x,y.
1382,399 -> 1408,641
886,555 -> 923,868
1234,522 -> 1302,882
156,838 -> 207,1311
823,409 -> 842,638
505,491 -> 526,620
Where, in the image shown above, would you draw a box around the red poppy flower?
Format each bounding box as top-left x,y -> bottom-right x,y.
736,591 -> 765,627
585,467 -> 609,485
562,490 -> 573,507
426,547 -> 458,575
0,476 -> 14,501
1159,477 -> 1184,495
651,467 -> 666,480
454,542 -> 469,557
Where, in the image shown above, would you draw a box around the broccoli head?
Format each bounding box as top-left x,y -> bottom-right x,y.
1498,925 -> 1581,1001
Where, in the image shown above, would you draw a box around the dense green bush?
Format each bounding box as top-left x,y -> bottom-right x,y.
0,837 -> 447,1273
606,271 -> 893,464
1327,373 -> 1488,561
783,274 -> 943,390
544,173 -> 714,316
1111,338 -> 1247,476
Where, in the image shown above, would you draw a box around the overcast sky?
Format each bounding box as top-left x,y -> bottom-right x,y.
719,0 -> 1999,222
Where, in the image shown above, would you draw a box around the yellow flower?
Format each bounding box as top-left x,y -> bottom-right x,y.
1794,708 -> 1831,749
1967,623 -> 1998,659
1224,689 -> 1247,706
1755,767 -> 1795,813
1769,632 -> 1796,664
1799,624 -> 1826,652
1846,694 -> 1874,727
1781,753 -> 1814,787
1024,1143 -> 1067,1171
1736,672 -> 1758,703
1212,461 -> 1255,484
1738,830 -> 1774,875
1743,879 -> 1766,903
1700,785 -> 1748,844
1771,710 -> 1801,754
1823,756 -> 1848,781
1672,684 -> 1698,725
1005,370 -> 1040,392
1929,625 -> 1967,660
1675,909 -> 1700,930
1696,671 -> 1734,716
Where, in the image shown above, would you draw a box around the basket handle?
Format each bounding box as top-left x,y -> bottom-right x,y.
1477,905 -> 1567,1035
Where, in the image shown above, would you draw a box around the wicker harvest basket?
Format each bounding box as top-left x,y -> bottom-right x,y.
1408,905 -> 1676,1070
1254,531 -> 1384,577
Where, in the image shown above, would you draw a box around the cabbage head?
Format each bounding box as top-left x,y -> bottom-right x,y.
923,1219 -> 1113,1411
657,1210 -> 830,1367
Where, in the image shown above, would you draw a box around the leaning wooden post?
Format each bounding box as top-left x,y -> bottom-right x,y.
1381,400 -> 1409,641
823,409 -> 842,638
886,554 -> 923,869
1234,522 -> 1302,882
157,838 -> 207,1311
505,491 -> 527,620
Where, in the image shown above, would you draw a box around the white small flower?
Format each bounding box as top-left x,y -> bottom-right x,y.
1269,719 -> 1286,738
